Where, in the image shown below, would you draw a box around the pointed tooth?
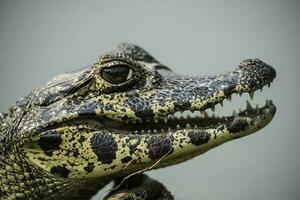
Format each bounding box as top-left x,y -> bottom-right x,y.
211,105 -> 215,112
194,124 -> 198,128
249,91 -> 254,100
186,123 -> 191,128
233,110 -> 238,117
147,130 -> 152,133
246,100 -> 252,109
176,124 -> 181,129
203,111 -> 209,118
141,130 -> 145,134
168,127 -> 172,131
154,119 -> 158,123
228,95 -> 232,101
134,130 -> 139,134
265,99 -> 269,106
161,129 -> 164,132
153,129 -> 157,133
164,117 -> 168,123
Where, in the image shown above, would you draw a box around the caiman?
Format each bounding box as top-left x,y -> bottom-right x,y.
0,43 -> 276,200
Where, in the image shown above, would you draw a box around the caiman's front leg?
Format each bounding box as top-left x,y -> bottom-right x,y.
105,174 -> 173,200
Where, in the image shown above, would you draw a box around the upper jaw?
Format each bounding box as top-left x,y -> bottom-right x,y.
124,58 -> 276,121
100,59 -> 276,133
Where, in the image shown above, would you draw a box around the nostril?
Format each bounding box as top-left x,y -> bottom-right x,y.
238,58 -> 264,69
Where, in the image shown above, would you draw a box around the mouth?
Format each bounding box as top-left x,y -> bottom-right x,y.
102,86 -> 276,135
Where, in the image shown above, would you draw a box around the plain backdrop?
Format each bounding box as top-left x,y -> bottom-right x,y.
0,1 -> 299,200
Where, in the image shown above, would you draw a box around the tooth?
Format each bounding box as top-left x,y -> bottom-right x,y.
153,129 -> 157,133
186,123 -> 191,128
265,99 -> 269,106
194,124 -> 198,128
212,114 -> 215,118
239,92 -> 242,97
164,117 -> 168,123
141,130 -> 145,133
204,111 -> 209,118
200,110 -> 205,116
220,101 -> 223,107
249,91 -> 254,100
228,95 -> 232,101
246,100 -> 252,109
211,106 -> 215,112
233,110 -> 238,117
176,124 -> 181,129
134,130 -> 139,134
147,130 -> 152,133
154,119 -> 158,123
161,129 -> 164,132
168,127 -> 172,131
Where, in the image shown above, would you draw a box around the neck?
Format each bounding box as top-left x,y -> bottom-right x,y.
0,147 -> 109,199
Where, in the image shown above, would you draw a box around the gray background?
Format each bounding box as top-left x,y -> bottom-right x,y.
0,1 -> 299,199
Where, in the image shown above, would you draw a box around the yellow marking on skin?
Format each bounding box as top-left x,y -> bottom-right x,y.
152,100 -> 175,119
191,90 -> 226,109
22,109 -> 274,180
94,94 -> 140,121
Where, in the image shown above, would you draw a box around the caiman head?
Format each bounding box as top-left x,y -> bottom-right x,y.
3,43 -> 276,186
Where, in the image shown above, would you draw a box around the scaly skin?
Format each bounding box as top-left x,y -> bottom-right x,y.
0,43 -> 276,200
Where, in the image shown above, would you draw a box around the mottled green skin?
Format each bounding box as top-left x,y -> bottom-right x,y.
0,43 -> 276,200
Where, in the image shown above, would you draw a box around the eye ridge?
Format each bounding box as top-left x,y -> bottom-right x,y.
101,64 -> 133,85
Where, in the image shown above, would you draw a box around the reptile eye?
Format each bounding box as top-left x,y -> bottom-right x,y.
101,65 -> 133,84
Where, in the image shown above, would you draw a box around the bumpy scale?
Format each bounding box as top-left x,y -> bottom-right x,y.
0,43 -> 276,200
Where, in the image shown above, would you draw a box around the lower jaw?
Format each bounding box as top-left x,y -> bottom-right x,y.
102,100 -> 276,135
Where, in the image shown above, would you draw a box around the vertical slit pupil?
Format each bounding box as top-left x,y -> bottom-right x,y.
101,65 -> 130,84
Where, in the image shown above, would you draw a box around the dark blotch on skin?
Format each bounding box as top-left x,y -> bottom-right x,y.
91,133 -> 118,164
50,165 -> 70,178
188,130 -> 211,146
228,119 -> 249,133
84,163 -> 95,173
38,133 -> 62,156
121,156 -> 132,163
148,136 -> 173,160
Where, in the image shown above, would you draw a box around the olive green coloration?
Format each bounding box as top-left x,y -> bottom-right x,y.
0,43 -> 276,200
